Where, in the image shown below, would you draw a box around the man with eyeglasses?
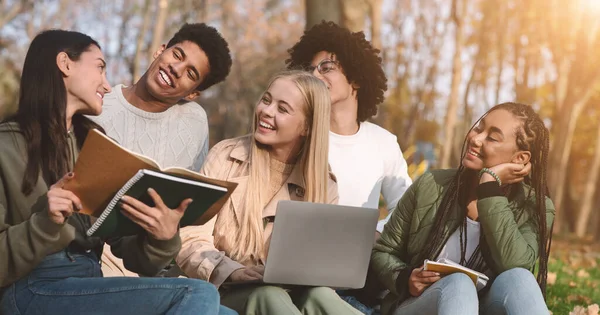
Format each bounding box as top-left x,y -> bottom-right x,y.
286,21 -> 412,241
286,21 -> 413,314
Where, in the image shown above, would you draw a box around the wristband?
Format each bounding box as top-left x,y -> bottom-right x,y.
479,167 -> 502,186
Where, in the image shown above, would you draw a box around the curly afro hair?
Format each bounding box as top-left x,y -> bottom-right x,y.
167,23 -> 232,91
286,21 -> 387,122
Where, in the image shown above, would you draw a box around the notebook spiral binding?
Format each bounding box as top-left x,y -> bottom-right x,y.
86,170 -> 145,236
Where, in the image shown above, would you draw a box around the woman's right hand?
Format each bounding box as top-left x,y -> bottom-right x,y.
228,265 -> 265,282
47,172 -> 83,225
408,266 -> 441,297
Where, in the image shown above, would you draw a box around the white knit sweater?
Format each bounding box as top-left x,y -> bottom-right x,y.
90,85 -> 209,171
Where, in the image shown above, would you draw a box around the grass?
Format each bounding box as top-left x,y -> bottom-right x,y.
546,239 -> 600,314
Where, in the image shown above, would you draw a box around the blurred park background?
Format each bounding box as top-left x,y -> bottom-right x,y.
1,0 -> 600,313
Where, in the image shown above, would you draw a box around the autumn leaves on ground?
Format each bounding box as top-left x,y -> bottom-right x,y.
547,237 -> 600,314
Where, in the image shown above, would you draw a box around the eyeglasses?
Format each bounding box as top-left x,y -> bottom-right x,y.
306,59 -> 340,75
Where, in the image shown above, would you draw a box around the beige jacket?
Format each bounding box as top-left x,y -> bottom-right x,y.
176,135 -> 339,286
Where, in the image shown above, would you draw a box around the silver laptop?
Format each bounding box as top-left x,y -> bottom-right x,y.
225,200 -> 378,289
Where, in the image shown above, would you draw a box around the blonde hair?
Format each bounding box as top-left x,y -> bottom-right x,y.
224,70 -> 331,265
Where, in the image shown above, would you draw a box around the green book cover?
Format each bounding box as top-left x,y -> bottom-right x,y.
87,169 -> 227,237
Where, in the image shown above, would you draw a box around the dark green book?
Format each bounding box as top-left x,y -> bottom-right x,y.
87,169 -> 228,237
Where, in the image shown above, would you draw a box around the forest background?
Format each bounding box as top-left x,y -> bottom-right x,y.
1,0 -> 599,313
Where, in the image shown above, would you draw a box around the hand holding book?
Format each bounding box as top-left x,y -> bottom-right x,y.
62,129 -> 237,237
408,265 -> 441,297
119,188 -> 192,241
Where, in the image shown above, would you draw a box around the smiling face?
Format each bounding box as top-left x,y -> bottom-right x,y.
462,109 -> 530,170
143,40 -> 210,103
310,51 -> 356,107
63,45 -> 111,116
254,77 -> 308,154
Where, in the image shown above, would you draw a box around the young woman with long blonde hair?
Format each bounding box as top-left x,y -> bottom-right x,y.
176,70 -> 362,315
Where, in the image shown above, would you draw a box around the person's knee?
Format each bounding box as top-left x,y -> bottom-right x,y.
495,267 -> 536,285
442,273 -> 478,295
493,268 -> 542,299
247,285 -> 289,304
183,278 -> 220,301
484,268 -> 547,313
304,286 -> 337,300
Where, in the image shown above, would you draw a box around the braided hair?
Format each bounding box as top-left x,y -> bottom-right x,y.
420,102 -> 552,296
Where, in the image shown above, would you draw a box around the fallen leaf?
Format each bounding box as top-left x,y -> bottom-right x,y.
588,304 -> 599,315
571,305 -> 587,315
548,272 -> 558,285
566,295 -> 592,305
577,269 -> 590,278
569,281 -> 578,288
563,267 -> 575,275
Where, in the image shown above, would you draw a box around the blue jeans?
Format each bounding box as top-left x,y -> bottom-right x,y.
394,268 -> 548,315
339,294 -> 380,315
0,250 -> 237,315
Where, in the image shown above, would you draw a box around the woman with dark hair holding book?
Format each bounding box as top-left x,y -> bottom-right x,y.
0,30 -> 235,315
371,102 -> 554,315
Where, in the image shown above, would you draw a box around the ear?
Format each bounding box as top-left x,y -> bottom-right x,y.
351,82 -> 360,90
56,52 -> 72,77
152,44 -> 167,60
183,90 -> 201,101
511,151 -> 531,165
300,121 -> 310,137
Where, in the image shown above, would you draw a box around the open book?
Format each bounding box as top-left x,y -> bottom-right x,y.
63,129 -> 237,236
424,258 -> 489,290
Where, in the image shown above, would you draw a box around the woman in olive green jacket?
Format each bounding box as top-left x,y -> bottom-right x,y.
371,102 -> 554,315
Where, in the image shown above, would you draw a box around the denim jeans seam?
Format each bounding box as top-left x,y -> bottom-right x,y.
1,285 -> 22,315
28,283 -> 196,296
169,286 -> 191,315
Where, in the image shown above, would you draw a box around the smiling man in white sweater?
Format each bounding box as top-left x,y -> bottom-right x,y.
92,23 -> 231,172
287,22 -> 412,239
90,23 -> 232,277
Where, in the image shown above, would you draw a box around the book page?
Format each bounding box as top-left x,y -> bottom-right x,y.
95,130 -> 161,168
424,260 -> 478,285
63,129 -> 163,216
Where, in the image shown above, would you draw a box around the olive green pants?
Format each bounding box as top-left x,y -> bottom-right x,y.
220,285 -> 363,315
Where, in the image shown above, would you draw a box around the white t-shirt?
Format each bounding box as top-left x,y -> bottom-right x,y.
329,122 -> 413,232
436,218 -> 481,263
89,84 -> 209,171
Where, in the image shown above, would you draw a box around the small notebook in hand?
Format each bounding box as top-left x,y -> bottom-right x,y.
63,129 -> 237,237
424,258 -> 489,290
87,169 -> 227,237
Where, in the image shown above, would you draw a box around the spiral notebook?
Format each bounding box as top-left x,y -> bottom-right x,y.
87,169 -> 228,237
63,129 -> 237,237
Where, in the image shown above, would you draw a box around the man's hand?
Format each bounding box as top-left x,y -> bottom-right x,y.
47,172 -> 82,224
120,188 -> 192,240
408,266 -> 441,297
229,266 -> 265,282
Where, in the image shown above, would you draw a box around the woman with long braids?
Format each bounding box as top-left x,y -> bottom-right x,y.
371,102 -> 554,315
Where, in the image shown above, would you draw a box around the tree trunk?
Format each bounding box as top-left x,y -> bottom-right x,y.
147,0 -> 169,63
367,0 -> 382,49
575,121 -> 600,237
440,0 -> 464,169
0,1 -> 26,29
132,0 -> 152,82
548,87 -> 596,233
306,0 -> 341,29
340,0 -> 368,31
